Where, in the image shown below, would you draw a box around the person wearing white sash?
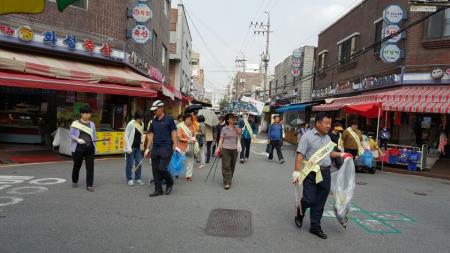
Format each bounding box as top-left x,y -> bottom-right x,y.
342,119 -> 364,158
69,105 -> 97,192
238,114 -> 257,163
124,111 -> 145,186
292,112 -> 353,239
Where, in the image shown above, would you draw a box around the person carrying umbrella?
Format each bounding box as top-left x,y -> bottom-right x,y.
238,113 -> 257,163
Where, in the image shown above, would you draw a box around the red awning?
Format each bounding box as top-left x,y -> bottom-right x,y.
313,86 -> 450,114
312,94 -> 379,111
0,71 -> 157,98
343,102 -> 382,118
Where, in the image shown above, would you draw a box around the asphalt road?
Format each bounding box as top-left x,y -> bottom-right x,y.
1,141 -> 449,253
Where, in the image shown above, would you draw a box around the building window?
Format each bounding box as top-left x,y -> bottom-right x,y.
162,44 -> 167,67
163,0 -> 169,18
374,20 -> 383,53
426,8 -> 450,39
317,50 -> 328,70
152,31 -> 158,58
337,34 -> 358,64
283,75 -> 287,90
49,0 -> 88,10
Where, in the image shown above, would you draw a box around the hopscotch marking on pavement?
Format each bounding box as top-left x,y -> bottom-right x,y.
0,175 -> 66,207
321,201 -> 415,234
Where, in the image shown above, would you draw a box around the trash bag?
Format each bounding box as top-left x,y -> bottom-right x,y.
331,158 -> 356,229
168,151 -> 187,176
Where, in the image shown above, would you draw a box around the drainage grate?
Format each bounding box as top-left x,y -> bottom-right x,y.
413,192 -> 427,196
205,209 -> 252,237
356,182 -> 368,185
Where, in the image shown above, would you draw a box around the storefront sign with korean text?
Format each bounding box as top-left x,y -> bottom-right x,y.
383,5 -> 405,24
132,3 -> 152,23
380,44 -> 401,63
382,24 -> 402,43
132,25 -> 151,44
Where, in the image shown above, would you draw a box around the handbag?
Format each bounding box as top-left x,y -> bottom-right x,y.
266,143 -> 272,153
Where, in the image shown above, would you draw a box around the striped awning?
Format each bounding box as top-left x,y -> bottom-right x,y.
0,48 -> 160,90
312,86 -> 450,114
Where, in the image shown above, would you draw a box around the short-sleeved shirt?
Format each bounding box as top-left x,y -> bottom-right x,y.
220,126 -> 238,150
297,127 -> 332,167
149,115 -> 176,149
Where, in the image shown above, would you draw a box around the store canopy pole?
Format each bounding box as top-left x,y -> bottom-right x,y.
375,106 -> 381,144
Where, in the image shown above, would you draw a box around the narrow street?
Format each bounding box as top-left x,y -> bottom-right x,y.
1,141 -> 449,253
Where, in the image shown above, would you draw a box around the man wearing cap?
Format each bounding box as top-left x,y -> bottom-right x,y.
69,105 -> 97,192
144,100 -> 179,197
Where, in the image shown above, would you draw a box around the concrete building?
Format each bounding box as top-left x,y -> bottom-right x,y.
270,46 -> 315,104
191,51 -> 205,100
169,4 -> 192,94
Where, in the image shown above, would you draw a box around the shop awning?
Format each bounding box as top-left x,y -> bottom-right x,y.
343,102 -> 382,118
313,86 -> 450,114
276,103 -> 312,113
312,94 -> 378,111
0,48 -> 161,90
0,71 -> 158,98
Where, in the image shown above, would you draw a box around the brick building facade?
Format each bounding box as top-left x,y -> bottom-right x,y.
0,0 -> 170,77
313,0 -> 450,99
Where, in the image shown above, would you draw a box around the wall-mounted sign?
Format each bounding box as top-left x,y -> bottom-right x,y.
431,67 -> 444,80
0,24 -> 124,61
291,68 -> 301,77
17,26 -> 34,42
292,58 -> 301,68
292,48 -> 301,58
132,3 -> 152,23
383,5 -> 404,24
380,44 -> 401,63
382,24 -> 402,43
132,25 -> 151,44
128,51 -> 149,73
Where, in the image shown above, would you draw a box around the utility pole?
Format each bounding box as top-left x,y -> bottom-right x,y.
251,11 -> 272,102
234,54 -> 246,100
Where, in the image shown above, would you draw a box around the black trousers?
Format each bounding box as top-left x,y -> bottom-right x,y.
268,140 -> 284,160
72,144 -> 95,187
151,146 -> 174,193
206,141 -> 213,163
240,138 -> 252,159
301,168 -> 331,231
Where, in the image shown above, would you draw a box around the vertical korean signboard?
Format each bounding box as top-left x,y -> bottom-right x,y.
131,1 -> 152,44
380,5 -> 405,64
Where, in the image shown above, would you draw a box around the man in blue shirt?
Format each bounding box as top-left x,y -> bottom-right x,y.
268,115 -> 285,164
238,114 -> 258,163
144,100 -> 179,197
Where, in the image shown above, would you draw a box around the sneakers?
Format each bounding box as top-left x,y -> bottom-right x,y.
127,180 -> 135,186
280,159 -> 285,164
198,164 -> 205,169
72,183 -> 78,188
135,179 -> 145,186
86,187 -> 95,192
240,159 -> 244,164
224,184 -> 230,190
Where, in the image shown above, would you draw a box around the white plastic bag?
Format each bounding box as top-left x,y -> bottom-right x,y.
331,158 -> 356,228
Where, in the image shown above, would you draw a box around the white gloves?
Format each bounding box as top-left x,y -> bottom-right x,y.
76,138 -> 86,144
292,171 -> 301,184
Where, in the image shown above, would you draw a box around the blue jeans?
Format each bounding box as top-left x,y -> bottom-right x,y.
125,148 -> 143,181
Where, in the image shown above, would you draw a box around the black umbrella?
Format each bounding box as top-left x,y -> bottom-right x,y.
184,104 -> 203,113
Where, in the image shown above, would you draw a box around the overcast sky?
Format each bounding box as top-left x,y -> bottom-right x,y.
173,0 -> 362,91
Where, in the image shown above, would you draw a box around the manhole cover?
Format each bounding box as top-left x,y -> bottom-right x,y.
356,182 -> 368,185
413,192 -> 427,196
205,209 -> 252,237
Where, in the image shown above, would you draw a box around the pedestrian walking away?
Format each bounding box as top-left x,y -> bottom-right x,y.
216,113 -> 241,190
292,112 -> 353,239
69,105 -> 97,192
268,115 -> 285,164
205,123 -> 214,164
197,115 -> 207,168
144,100 -> 179,197
124,111 -> 145,186
177,114 -> 198,181
238,113 -> 257,163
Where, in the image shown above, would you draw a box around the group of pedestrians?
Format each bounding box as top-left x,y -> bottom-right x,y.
69,102 -> 262,194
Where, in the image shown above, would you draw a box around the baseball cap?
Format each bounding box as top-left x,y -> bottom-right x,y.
150,100 -> 164,111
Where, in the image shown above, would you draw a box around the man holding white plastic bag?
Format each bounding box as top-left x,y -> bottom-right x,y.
292,112 -> 353,239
